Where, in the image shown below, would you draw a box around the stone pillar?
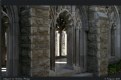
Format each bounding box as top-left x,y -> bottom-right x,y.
7,18 -> 14,76
50,27 -> 55,71
74,27 -> 82,73
6,6 -> 19,77
30,6 -> 50,77
73,27 -> 76,65
12,7 -> 19,76
98,18 -> 109,76
87,6 -> 109,76
19,7 -> 31,76
79,29 -> 85,72
75,28 -> 80,66
67,26 -> 74,69
83,30 -> 87,72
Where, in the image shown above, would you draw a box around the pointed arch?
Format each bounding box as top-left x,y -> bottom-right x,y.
0,5 -> 19,77
106,6 -> 121,63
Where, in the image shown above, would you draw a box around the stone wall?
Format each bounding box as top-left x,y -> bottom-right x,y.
30,6 -> 50,77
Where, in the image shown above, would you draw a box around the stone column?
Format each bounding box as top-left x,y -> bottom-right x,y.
19,7 -> 31,76
7,18 -> 14,76
50,27 -> 55,71
12,7 -> 19,76
71,6 -> 76,66
98,17 -> 109,76
30,6 -> 50,77
83,30 -> 87,72
75,28 -> 80,66
73,27 -> 76,65
79,29 -> 85,72
67,26 -> 74,69
87,6 -> 109,76
6,6 -> 19,77
74,27 -> 82,73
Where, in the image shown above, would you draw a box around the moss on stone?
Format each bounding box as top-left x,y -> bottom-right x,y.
108,60 -> 121,75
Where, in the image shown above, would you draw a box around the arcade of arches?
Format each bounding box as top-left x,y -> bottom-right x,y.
0,5 -> 121,77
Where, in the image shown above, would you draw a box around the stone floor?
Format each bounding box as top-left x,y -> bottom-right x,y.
72,73 -> 93,77
55,58 -> 67,72
1,59 -> 93,77
54,58 -> 93,77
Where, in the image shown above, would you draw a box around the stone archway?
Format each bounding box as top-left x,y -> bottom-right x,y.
49,8 -> 74,72
107,6 -> 121,63
0,6 -> 19,77
49,6 -> 89,76
55,10 -> 74,71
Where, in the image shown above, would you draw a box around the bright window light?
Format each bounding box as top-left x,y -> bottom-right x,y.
1,67 -> 7,72
55,61 -> 67,64
1,70 -> 6,72
1,68 -> 6,69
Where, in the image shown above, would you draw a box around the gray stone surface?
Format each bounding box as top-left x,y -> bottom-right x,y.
30,6 -> 50,77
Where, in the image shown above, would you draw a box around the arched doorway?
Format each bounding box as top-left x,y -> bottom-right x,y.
50,9 -> 74,73
55,10 -> 71,71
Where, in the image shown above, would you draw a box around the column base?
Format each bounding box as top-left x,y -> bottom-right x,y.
73,65 -> 82,73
